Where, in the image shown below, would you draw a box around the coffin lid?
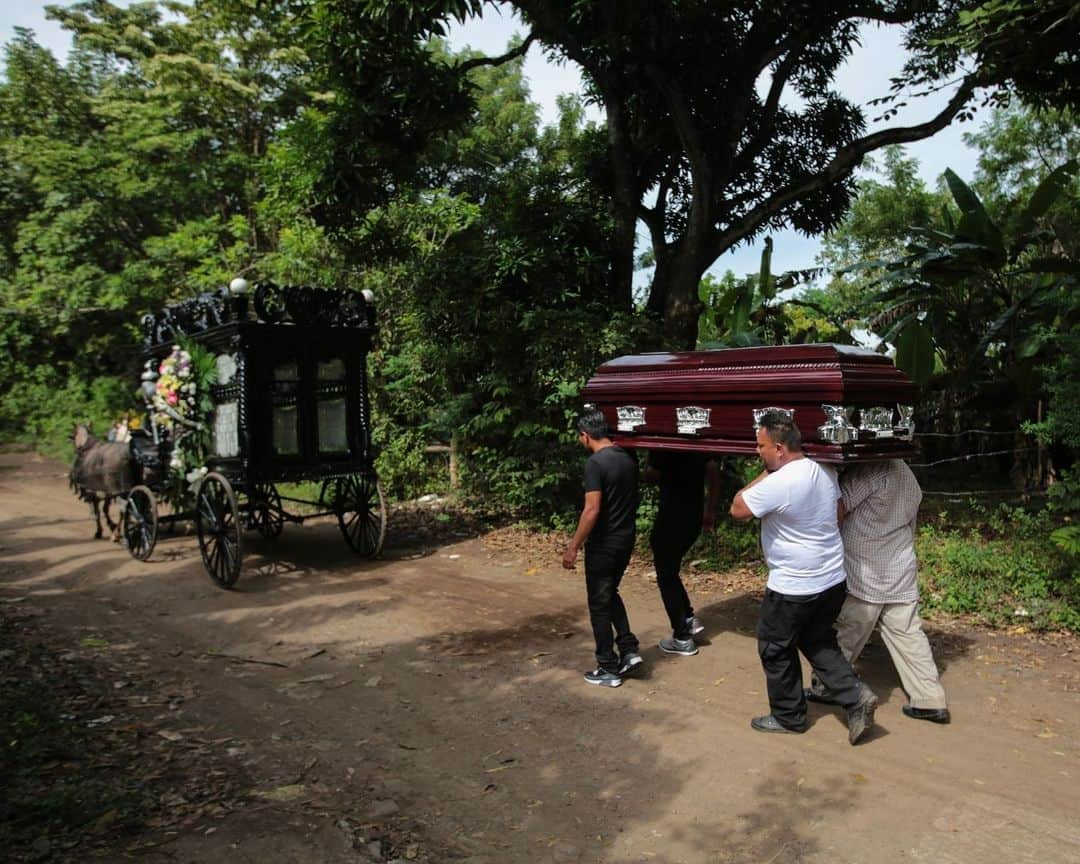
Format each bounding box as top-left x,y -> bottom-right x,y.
586,343 -> 916,405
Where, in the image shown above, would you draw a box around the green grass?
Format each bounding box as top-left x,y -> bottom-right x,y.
916,502 -> 1079,632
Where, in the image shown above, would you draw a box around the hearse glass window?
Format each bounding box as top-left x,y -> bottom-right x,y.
316,358 -> 349,455
211,353 -> 240,458
271,361 -> 300,456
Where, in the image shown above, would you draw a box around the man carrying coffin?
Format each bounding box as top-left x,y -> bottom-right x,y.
808,459 -> 950,724
562,407 -> 643,687
730,410 -> 878,744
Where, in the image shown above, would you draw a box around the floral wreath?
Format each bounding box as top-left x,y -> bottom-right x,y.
150,342 -> 216,492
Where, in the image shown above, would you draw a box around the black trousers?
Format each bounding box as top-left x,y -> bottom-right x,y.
650,517 -> 700,639
584,543 -> 639,671
757,582 -> 864,728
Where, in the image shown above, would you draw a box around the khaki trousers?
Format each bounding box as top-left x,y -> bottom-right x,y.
835,595 -> 948,710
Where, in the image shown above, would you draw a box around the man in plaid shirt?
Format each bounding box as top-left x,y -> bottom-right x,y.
809,459 -> 950,724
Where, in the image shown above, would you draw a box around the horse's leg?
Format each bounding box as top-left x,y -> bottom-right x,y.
103,495 -> 121,542
92,497 -> 103,539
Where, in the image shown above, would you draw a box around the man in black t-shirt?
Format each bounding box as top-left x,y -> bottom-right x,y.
646,451 -> 721,656
562,407 -> 642,688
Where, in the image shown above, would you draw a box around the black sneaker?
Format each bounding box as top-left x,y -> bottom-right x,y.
617,652 -> 644,676
584,667 -> 623,688
902,704 -> 951,724
659,636 -> 699,656
686,616 -> 705,636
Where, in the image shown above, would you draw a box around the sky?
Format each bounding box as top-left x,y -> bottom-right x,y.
1,1 -> 988,280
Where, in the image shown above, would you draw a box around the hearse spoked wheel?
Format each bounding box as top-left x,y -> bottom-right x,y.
122,485 -> 158,561
335,472 -> 386,558
247,482 -> 283,539
195,472 -> 242,589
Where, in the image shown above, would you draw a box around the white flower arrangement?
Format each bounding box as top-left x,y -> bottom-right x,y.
148,342 -> 216,498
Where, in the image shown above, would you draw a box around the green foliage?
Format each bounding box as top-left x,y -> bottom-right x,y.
683,521 -> 763,574
698,254 -> 855,351
938,0 -> 1080,111
327,57 -> 648,516
917,505 -> 1079,631
0,1 -> 321,455
0,371 -> 134,460
893,320 -> 935,388
4,3 -> 1077,537
858,158 -> 1079,453
1050,525 -> 1080,559
964,106 -> 1080,235
304,0 -> 1027,347
816,147 -> 954,334
1047,466 -> 1080,516
372,423 -> 448,503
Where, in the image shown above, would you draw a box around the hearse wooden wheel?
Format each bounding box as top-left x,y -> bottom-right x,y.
248,482 -> 283,538
196,472 -> 242,589
122,485 -> 158,561
335,473 -> 386,558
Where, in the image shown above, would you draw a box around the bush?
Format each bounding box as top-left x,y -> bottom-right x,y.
683,519 -> 762,571
372,421 -> 449,503
917,504 -> 1080,631
0,371 -> 135,459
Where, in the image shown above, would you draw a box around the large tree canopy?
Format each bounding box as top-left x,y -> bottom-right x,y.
301,0 -> 1057,346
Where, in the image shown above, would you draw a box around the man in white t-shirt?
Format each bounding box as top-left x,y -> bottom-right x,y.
730,410 -> 877,745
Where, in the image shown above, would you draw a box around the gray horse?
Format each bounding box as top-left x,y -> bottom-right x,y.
70,423 -> 133,540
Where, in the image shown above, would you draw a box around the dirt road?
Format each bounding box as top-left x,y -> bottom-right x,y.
2,451 -> 1079,864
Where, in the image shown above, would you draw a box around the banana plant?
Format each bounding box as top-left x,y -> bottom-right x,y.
698,237 -> 856,348
862,161 -> 1078,389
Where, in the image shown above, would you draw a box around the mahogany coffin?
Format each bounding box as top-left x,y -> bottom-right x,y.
581,344 -> 919,463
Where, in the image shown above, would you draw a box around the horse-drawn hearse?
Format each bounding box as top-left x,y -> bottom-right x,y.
581,343 -> 919,461
71,279 -> 386,589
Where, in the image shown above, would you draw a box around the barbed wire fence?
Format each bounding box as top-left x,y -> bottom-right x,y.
906,426 -> 1053,498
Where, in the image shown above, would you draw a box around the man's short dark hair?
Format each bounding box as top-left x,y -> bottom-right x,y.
577,407 -> 610,440
757,410 -> 802,451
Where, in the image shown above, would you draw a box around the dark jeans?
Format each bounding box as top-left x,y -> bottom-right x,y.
650,517 -> 700,638
584,543 -> 639,671
757,582 -> 864,728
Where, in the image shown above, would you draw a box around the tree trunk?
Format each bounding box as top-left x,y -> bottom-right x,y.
449,430 -> 460,491
657,251 -> 706,349
605,97 -> 638,312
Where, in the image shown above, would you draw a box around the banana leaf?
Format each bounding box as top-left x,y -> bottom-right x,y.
1016,159 -> 1078,242
894,319 -> 935,388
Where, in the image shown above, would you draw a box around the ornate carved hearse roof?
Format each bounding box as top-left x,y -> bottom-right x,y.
141,282 -> 376,347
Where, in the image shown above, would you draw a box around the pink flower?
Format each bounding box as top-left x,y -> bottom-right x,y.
167,392 -> 179,406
